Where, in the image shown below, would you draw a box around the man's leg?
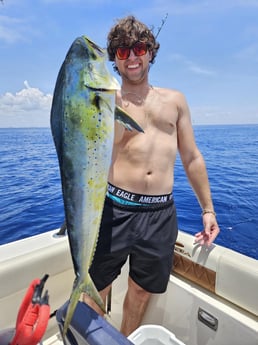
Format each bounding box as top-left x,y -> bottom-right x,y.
120,277 -> 151,337
83,284 -> 112,316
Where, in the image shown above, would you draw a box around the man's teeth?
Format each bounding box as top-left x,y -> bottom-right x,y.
128,64 -> 139,69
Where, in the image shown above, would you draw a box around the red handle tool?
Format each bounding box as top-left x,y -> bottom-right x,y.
9,274 -> 50,345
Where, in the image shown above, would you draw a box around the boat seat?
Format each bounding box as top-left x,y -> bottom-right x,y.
216,249 -> 258,316
56,301 -> 133,345
173,232 -> 258,317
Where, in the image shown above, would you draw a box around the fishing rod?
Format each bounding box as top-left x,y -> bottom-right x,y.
155,13 -> 168,39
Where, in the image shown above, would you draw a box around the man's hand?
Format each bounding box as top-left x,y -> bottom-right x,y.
194,213 -> 220,247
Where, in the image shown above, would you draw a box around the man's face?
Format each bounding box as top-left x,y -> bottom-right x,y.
114,41 -> 152,83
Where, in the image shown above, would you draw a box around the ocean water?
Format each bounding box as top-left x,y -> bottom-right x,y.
0,125 -> 257,260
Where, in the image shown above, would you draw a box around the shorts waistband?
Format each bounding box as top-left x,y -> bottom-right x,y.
107,183 -> 173,205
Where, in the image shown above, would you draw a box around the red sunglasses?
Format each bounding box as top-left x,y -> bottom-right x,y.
115,42 -> 149,60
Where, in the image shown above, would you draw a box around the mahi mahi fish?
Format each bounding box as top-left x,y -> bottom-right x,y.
50,36 -> 143,335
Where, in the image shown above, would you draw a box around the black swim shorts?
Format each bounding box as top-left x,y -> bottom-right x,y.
89,184 -> 178,294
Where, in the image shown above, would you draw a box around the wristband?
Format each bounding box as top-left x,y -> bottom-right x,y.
202,209 -> 216,217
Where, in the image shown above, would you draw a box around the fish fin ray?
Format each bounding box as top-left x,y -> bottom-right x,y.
115,105 -> 144,133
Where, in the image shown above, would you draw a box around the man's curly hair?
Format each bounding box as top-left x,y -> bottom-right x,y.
107,15 -> 160,73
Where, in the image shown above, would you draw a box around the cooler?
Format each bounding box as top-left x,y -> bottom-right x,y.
128,325 -> 186,345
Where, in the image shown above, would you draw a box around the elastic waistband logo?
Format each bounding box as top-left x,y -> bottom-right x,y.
107,183 -> 173,204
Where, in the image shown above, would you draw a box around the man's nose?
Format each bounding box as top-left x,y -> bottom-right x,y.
128,48 -> 136,59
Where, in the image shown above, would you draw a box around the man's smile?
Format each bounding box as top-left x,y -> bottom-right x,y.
127,63 -> 140,69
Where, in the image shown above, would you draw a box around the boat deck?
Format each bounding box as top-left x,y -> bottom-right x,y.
43,333 -> 63,345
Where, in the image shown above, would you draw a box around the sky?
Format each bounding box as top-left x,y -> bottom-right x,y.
0,0 -> 258,127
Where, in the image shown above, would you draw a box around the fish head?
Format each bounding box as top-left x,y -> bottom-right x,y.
68,36 -> 120,91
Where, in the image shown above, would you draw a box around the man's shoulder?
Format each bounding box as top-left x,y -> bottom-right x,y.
153,87 -> 186,102
154,86 -> 183,95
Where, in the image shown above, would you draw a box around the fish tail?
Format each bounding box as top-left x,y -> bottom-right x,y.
62,274 -> 105,336
84,273 -> 105,313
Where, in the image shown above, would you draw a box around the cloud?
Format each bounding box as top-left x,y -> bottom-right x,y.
187,64 -> 215,76
148,0 -> 258,17
0,15 -> 30,43
169,53 -> 216,76
0,81 -> 52,127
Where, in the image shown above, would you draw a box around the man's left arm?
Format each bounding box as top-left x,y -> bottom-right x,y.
176,92 -> 220,246
183,152 -> 220,247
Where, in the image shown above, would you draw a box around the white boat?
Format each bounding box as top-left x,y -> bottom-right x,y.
0,229 -> 257,345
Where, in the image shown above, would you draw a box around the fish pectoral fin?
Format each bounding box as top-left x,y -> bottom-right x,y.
115,105 -> 144,133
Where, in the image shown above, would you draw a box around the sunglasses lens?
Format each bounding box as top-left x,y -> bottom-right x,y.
116,47 -> 130,60
115,42 -> 148,60
133,42 -> 148,56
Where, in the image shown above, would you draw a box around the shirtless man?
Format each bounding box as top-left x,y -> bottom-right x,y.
86,15 -> 220,336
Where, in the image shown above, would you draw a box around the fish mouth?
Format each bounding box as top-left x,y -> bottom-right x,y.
84,72 -> 120,91
79,36 -> 120,91
84,36 -> 105,55
80,35 -> 102,49
87,86 -> 114,92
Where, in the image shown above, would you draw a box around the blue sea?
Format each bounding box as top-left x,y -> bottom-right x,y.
0,125 -> 257,260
